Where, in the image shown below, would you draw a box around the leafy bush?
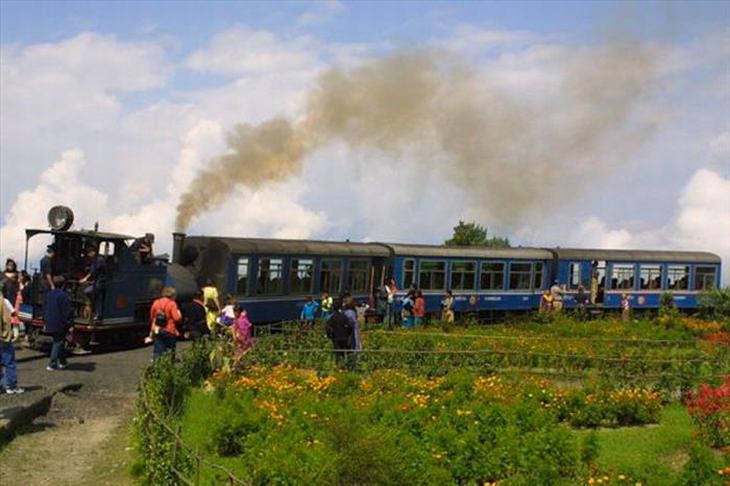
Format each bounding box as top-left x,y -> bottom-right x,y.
677,442 -> 727,486
699,287 -> 730,321
133,340 -> 214,485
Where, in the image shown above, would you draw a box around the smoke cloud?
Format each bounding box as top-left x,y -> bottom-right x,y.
176,44 -> 656,232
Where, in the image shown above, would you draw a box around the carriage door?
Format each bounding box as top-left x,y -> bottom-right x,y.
371,257 -> 386,297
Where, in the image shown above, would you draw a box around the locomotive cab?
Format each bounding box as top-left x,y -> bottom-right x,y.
22,206 -> 168,348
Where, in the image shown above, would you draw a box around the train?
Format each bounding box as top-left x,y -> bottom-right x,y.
18,207 -> 722,348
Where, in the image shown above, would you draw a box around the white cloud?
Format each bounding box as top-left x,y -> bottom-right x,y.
296,0 -> 345,27
442,25 -> 538,55
709,131 -> 730,169
1,24 -> 729,288
568,217 -> 634,249
672,169 -> 730,254
184,26 -> 322,76
0,32 -> 167,128
556,168 -> 730,283
0,149 -> 112,265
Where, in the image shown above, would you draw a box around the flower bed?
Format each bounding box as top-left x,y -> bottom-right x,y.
686,377 -> 730,448
178,365 -> 667,484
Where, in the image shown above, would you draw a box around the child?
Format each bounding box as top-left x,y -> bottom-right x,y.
540,289 -> 554,312
355,301 -> 369,326
401,291 -> 415,329
621,293 -> 631,322
300,296 -> 319,329
320,291 -> 333,320
218,294 -> 236,327
413,290 -> 425,327
441,290 -> 455,323
233,306 -> 253,353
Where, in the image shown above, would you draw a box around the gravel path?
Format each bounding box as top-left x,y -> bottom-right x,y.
0,343 -> 163,485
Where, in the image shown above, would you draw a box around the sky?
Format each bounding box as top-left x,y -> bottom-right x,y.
0,0 -> 728,281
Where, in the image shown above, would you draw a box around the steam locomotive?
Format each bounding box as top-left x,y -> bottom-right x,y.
19,207 -> 722,348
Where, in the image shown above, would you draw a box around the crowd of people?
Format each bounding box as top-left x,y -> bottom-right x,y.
1,258 -> 31,394
145,279 -> 254,361
2,249 -> 632,392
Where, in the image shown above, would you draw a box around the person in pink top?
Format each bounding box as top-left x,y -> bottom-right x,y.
233,306 -> 253,354
413,290 -> 426,326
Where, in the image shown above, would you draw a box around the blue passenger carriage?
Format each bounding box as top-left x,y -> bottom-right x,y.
174,235 -> 390,323
552,249 -> 722,310
382,244 -> 554,315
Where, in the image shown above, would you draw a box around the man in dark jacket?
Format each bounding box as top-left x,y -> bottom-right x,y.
43,276 -> 73,371
325,305 -> 353,367
180,291 -> 208,341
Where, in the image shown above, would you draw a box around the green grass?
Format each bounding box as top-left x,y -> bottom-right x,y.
577,403 -> 693,484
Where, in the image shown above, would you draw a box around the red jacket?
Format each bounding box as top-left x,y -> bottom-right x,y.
149,297 -> 182,336
413,297 -> 426,318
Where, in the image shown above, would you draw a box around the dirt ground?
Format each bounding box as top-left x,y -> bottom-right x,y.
0,343 -> 165,485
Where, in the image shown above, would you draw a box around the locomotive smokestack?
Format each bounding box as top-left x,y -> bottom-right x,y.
172,232 -> 186,265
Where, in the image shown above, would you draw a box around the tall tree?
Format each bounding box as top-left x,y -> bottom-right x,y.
444,220 -> 511,248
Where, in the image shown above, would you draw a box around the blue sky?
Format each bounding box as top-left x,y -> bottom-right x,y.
3,1 -> 726,46
0,0 -> 728,278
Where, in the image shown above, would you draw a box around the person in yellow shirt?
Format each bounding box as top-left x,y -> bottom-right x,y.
202,279 -> 220,332
540,289 -> 554,312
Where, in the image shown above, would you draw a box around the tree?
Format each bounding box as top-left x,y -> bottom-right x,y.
444,220 -> 511,248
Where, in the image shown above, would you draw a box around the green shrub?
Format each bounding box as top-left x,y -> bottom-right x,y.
580,430 -> 599,468
699,287 -> 730,321
677,443 -> 725,486
134,340 -> 215,485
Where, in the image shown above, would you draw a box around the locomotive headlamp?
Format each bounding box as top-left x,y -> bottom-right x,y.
47,205 -> 75,231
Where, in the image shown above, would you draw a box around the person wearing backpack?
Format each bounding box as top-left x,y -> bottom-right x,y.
147,286 -> 182,360
325,304 -> 353,367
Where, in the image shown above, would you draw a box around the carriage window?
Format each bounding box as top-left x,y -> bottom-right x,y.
236,257 -> 249,295
640,265 -> 662,290
611,264 -> 635,290
347,260 -> 369,294
290,258 -> 314,294
403,259 -> 416,289
694,266 -> 717,291
320,259 -> 342,295
667,265 -> 689,290
480,262 -> 504,290
419,260 -> 446,290
256,258 -> 283,295
450,261 -> 476,290
533,262 -> 544,289
509,263 -> 532,290
569,263 -> 581,289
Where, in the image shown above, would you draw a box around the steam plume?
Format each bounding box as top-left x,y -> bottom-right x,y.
176,44 -> 655,232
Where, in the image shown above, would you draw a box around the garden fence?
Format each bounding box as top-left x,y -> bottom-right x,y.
138,374 -> 249,486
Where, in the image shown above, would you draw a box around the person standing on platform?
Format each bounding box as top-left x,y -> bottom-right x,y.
147,286 -> 182,360
202,279 -> 220,333
1,282 -> 24,393
43,276 -> 73,371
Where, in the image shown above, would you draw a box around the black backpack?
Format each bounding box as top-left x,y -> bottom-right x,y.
154,301 -> 168,326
